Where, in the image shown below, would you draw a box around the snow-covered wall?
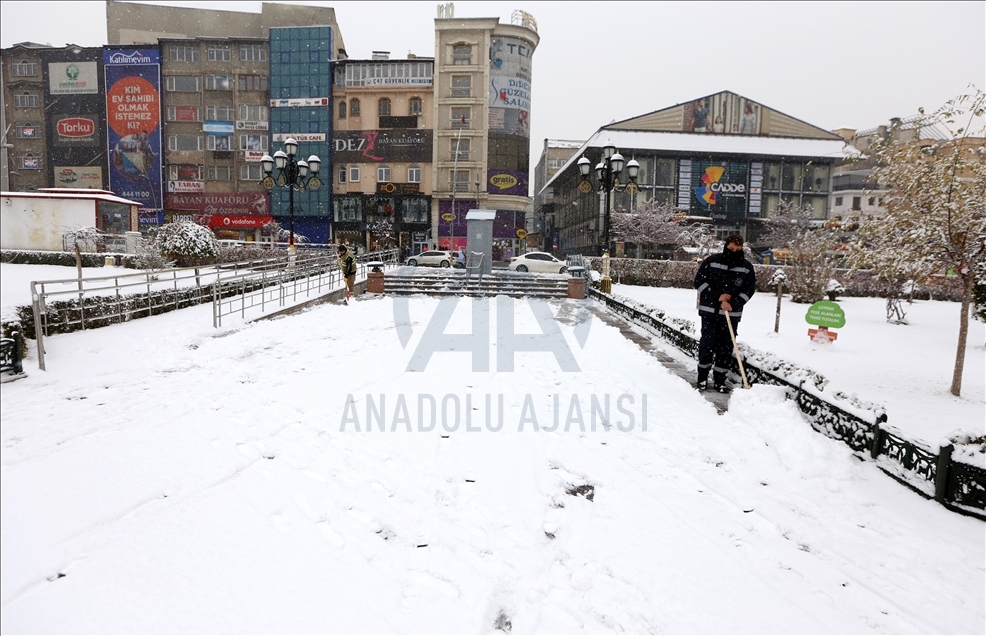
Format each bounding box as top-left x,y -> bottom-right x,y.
0,196 -> 97,251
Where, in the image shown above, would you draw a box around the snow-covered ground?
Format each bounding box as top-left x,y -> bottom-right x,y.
1,264 -> 983,633
610,283 -> 985,450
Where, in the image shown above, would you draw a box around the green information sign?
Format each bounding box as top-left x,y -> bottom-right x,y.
805,300 -> 846,328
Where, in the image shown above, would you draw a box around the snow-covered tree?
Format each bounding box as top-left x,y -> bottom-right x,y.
762,200 -> 837,303
849,89 -> 986,396
263,220 -> 308,244
610,199 -> 716,259
155,221 -> 220,266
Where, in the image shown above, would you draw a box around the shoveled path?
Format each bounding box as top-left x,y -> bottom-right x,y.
588,305 -> 732,414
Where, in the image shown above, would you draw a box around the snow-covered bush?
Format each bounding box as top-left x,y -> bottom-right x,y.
130,238 -> 174,270
768,269 -> 787,289
155,222 -> 219,267
825,278 -> 845,301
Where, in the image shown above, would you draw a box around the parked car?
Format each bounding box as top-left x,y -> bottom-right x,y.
508,251 -> 568,274
406,250 -> 454,268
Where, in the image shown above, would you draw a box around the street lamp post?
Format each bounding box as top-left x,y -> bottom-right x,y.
577,143 -> 640,258
261,138 -> 322,258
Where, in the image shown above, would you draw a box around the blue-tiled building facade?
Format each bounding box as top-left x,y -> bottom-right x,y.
269,26 -> 333,243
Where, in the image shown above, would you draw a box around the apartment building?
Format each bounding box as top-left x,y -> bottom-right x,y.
432,9 -> 538,257
332,53 -> 435,254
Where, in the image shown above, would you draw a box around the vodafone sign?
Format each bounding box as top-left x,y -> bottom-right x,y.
55,115 -> 98,146
204,215 -> 274,229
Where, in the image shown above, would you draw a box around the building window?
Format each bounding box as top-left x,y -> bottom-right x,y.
452,44 -> 471,65
207,45 -> 231,62
868,196 -> 876,206
169,45 -> 199,62
451,107 -> 470,129
238,75 -> 267,91
378,98 -> 391,117
240,164 -> 263,180
451,76 -> 471,98
338,165 -> 347,183
449,169 -> 469,191
377,164 -> 391,183
169,165 -> 204,180
168,135 -> 203,151
207,165 -> 232,181
334,197 -> 362,222
205,105 -> 234,121
401,198 -> 430,223
408,165 -> 421,183
12,59 -> 38,76
14,91 -> 39,108
450,138 -> 470,161
238,104 -> 268,122
349,164 -> 360,182
239,134 -> 268,152
338,100 -> 347,119
852,196 -> 861,211
835,196 -> 843,207
166,76 -> 201,92
409,97 -> 423,115
206,135 -> 233,151
350,98 -> 361,116
205,74 -> 233,90
239,44 -> 267,62
15,122 -> 37,138
20,154 -> 40,169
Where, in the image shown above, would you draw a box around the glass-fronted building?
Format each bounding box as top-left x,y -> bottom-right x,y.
543,91 -> 852,256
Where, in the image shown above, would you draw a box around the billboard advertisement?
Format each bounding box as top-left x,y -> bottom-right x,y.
333,130 -> 432,163
488,37 -> 533,138
684,94 -> 762,135
53,166 -> 102,188
487,169 -> 529,197
104,48 -> 163,214
53,114 -> 98,146
165,192 -> 269,216
42,49 -> 107,189
49,61 -> 99,94
690,160 -> 749,221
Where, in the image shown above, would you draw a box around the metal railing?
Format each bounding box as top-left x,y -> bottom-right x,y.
211,249 -> 399,327
590,286 -> 986,519
27,250 -> 400,370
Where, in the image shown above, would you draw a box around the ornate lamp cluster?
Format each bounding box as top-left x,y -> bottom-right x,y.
260,138 -> 322,247
577,143 -> 640,256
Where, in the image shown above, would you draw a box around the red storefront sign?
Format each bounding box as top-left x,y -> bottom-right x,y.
202,215 -> 274,229
165,192 -> 269,215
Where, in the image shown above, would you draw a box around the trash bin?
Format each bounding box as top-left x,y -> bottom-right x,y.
567,267 -> 586,299
367,272 -> 385,294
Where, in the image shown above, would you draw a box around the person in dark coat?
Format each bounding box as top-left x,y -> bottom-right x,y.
693,235 -> 756,392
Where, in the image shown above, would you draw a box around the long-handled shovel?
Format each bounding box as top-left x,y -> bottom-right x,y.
724,313 -> 750,390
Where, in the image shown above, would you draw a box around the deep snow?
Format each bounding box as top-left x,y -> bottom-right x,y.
0,264 -> 983,633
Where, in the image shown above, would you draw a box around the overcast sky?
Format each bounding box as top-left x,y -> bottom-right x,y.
3,1 -> 983,160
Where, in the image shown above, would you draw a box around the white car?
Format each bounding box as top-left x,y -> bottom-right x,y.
509,251 -> 568,274
406,250 -> 454,268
